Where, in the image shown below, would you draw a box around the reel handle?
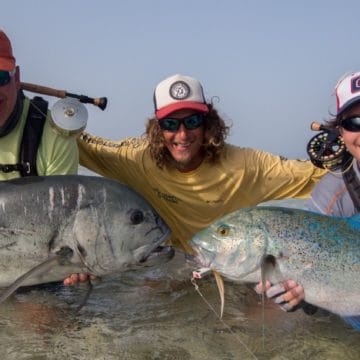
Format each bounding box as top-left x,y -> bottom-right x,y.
21,82 -> 107,111
310,121 -> 325,132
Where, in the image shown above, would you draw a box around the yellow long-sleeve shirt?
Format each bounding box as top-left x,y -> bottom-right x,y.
78,133 -> 326,253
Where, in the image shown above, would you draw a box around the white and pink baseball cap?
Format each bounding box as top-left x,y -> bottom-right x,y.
335,72 -> 360,115
153,74 -> 209,119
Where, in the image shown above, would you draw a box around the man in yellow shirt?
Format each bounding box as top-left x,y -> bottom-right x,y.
0,29 -> 78,179
71,74 -> 326,309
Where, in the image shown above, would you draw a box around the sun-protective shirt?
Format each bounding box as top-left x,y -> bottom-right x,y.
307,159 -> 360,216
78,133 -> 326,253
0,97 -> 78,180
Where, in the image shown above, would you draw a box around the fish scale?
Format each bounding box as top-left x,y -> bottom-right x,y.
0,175 -> 172,289
190,206 -> 360,318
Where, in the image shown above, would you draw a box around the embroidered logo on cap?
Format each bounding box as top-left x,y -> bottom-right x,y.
351,75 -> 360,93
169,81 -> 190,100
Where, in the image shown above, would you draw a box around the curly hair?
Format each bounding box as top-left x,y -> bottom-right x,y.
145,104 -> 230,169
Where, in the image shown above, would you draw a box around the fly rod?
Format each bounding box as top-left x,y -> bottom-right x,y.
21,82 -> 107,110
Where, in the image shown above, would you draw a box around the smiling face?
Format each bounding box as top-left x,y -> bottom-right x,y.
0,68 -> 20,127
339,103 -> 360,162
160,109 -> 205,172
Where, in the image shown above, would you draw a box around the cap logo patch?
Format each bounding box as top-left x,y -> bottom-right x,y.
169,81 -> 190,100
351,75 -> 360,94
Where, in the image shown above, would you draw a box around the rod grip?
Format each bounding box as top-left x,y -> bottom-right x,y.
21,82 -> 67,98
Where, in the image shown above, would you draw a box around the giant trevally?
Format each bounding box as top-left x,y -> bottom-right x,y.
189,206 -> 360,328
0,175 -> 172,298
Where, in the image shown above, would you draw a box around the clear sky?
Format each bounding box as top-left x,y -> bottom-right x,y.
2,0 -> 360,158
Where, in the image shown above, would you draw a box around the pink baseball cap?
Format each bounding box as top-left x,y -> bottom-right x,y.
154,74 -> 209,119
335,72 -> 360,115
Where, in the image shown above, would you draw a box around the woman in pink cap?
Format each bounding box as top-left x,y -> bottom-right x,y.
308,71 -> 360,216
258,72 -> 360,322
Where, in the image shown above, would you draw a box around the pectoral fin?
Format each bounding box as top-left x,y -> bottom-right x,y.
0,246 -> 73,304
260,254 -> 285,285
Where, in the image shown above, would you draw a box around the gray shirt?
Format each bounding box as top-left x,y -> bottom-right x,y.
306,159 -> 359,217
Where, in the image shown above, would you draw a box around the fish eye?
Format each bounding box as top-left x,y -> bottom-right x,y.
130,210 -> 144,225
217,224 -> 230,236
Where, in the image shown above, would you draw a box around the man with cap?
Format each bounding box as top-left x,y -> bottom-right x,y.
68,73 -> 326,311
0,29 -> 78,180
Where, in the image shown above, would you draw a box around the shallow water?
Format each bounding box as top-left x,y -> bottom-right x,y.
0,254 -> 359,360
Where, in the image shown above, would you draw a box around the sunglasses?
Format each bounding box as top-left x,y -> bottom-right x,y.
0,70 -> 13,87
159,114 -> 205,131
341,116 -> 360,132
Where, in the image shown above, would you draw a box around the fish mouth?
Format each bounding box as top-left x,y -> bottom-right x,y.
139,226 -> 173,265
139,245 -> 175,266
185,248 -> 213,269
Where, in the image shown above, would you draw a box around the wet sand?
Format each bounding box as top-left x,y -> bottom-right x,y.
0,254 -> 359,359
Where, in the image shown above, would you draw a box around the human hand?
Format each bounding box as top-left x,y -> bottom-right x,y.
254,279 -> 305,312
63,273 -> 98,286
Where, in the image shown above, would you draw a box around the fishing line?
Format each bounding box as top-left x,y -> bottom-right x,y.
50,278 -> 94,356
75,281 -> 93,313
191,277 -> 258,360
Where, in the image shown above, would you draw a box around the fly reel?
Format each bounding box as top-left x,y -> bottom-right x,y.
307,121 -> 352,171
50,98 -> 88,137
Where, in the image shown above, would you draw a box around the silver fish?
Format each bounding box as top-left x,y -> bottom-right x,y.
0,175 -> 172,291
190,206 -> 360,321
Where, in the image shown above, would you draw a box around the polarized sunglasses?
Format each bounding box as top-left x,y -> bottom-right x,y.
159,114 -> 205,131
0,70 -> 12,87
341,116 -> 360,132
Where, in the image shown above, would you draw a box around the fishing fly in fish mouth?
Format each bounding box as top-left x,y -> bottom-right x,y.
189,206 -> 360,330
